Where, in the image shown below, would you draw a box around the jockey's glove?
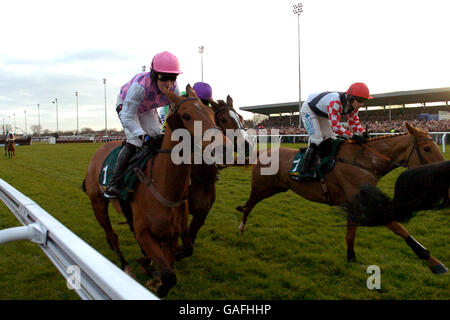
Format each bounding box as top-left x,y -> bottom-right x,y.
351,134 -> 367,144
140,134 -> 151,145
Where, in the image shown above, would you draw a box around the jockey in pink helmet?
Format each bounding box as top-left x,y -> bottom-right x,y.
104,51 -> 182,199
298,82 -> 373,181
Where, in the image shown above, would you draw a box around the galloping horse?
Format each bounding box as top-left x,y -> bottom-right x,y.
83,85 -> 229,297
4,140 -> 15,158
237,122 -> 448,273
176,96 -> 252,260
347,160 -> 449,227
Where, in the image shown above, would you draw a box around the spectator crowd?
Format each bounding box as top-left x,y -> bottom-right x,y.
252,118 -> 450,135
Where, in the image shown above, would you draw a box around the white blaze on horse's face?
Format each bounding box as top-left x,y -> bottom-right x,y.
228,110 -> 244,129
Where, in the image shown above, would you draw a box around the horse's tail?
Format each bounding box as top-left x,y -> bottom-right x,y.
346,184 -> 422,226
80,179 -> 87,193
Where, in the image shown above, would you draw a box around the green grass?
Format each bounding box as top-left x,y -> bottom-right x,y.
0,142 -> 448,300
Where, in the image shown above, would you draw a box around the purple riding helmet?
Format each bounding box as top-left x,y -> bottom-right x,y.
193,82 -> 213,100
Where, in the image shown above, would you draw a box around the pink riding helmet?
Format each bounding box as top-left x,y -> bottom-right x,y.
193,82 -> 213,100
151,51 -> 183,74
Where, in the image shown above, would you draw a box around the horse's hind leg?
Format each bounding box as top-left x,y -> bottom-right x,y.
385,222 -> 448,274
237,185 -> 287,234
346,218 -> 358,261
90,197 -> 131,274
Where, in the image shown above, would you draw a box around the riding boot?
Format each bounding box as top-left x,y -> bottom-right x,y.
299,143 -> 317,181
104,143 -> 136,199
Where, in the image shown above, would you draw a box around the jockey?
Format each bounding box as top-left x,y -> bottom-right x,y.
159,82 -> 213,133
5,132 -> 15,142
299,82 -> 373,181
104,51 -> 182,199
193,82 -> 213,106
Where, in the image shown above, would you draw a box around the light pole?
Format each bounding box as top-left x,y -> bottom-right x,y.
13,113 -> 16,133
24,110 -> 27,135
198,45 -> 204,82
52,98 -> 59,133
75,91 -> 79,135
293,3 -> 303,128
37,103 -> 41,137
103,79 -> 108,137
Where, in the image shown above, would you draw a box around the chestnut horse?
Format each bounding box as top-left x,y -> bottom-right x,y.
176,96 -> 252,260
237,122 -> 448,273
83,85 -> 228,297
4,140 -> 15,158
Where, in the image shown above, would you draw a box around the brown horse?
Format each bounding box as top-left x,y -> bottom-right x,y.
176,95 -> 253,260
83,85 -> 229,297
5,140 -> 15,158
237,122 -> 448,273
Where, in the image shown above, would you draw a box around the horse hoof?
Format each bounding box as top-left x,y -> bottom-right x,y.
430,263 -> 448,274
347,249 -> 356,262
146,278 -> 162,293
123,266 -> 136,279
238,222 -> 245,235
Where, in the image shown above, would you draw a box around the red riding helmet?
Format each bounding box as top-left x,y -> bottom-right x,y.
347,82 -> 373,99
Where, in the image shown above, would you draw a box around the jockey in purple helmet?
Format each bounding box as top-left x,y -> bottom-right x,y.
104,51 -> 182,199
193,82 -> 212,106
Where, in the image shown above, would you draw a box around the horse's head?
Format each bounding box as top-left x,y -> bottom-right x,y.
210,96 -> 253,156
403,121 -> 445,167
162,84 -> 231,152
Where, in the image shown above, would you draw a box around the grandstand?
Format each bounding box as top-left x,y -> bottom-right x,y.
240,87 -> 450,132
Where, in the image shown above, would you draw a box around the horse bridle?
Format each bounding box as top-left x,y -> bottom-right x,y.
213,105 -> 247,133
355,136 -> 433,172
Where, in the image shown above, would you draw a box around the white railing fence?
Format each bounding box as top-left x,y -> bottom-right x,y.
0,178 -> 158,300
249,132 -> 448,153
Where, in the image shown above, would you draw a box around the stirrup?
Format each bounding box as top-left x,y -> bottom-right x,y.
103,186 -> 120,199
298,170 -> 316,181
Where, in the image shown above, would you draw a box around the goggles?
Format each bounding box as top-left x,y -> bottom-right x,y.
157,73 -> 178,82
354,96 -> 368,103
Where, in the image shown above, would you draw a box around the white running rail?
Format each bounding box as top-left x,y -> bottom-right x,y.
0,178 -> 158,300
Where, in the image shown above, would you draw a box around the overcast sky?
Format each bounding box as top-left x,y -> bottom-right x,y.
1,0 -> 449,133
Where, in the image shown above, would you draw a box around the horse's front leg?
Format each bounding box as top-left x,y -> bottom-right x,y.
385,222 -> 448,274
346,218 -> 357,261
176,201 -> 193,261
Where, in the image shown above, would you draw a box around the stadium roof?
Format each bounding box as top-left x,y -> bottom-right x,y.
239,87 -> 450,116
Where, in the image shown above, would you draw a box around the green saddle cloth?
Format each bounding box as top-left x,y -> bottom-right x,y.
289,138 -> 346,180
100,146 -> 156,201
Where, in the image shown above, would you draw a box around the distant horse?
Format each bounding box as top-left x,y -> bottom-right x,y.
176,95 -> 252,260
237,122 -> 448,273
4,140 -> 15,158
83,85 -> 229,297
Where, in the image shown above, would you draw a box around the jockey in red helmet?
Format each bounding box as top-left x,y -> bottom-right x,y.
298,82 -> 373,181
104,51 -> 182,199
